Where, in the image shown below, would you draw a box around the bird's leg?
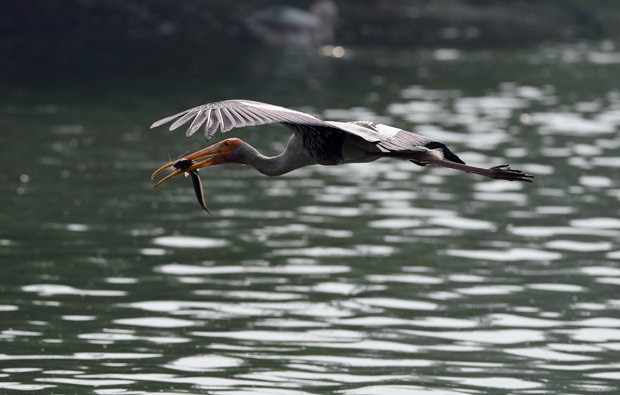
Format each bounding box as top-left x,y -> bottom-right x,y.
422,156 -> 534,182
377,152 -> 534,182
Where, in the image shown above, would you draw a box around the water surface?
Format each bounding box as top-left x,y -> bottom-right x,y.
1,41 -> 620,394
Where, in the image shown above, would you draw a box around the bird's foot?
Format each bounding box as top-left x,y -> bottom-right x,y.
490,164 -> 534,182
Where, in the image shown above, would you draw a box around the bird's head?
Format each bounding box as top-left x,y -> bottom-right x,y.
151,138 -> 245,187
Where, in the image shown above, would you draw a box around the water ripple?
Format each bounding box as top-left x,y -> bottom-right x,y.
441,377 -> 543,390
152,235 -> 230,248
404,329 -> 545,344
5,42 -> 620,395
113,317 -> 195,328
343,385 -> 469,395
165,355 -> 243,372
446,248 -> 561,261
21,284 -> 126,297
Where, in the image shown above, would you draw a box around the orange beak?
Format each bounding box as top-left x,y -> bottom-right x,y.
150,143 -> 232,187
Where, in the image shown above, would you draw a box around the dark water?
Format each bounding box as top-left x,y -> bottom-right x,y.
2,40 -> 620,394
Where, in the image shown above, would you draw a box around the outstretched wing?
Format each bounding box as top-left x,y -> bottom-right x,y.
335,121 -> 465,164
151,99 -> 337,142
150,99 -> 402,145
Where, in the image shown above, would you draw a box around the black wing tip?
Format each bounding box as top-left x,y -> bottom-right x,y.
425,142 -> 465,164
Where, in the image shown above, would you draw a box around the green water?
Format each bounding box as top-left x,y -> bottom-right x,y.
1,41 -> 620,394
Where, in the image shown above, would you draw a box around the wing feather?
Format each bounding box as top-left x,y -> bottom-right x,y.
246,107 -> 281,124
186,109 -> 209,137
220,108 -> 237,132
226,107 -> 246,125
169,110 -> 197,131
205,111 -> 219,140
238,107 -> 266,125
150,108 -> 196,129
151,99 -> 336,142
214,108 -> 225,130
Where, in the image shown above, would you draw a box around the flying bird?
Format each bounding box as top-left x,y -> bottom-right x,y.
150,99 -> 532,207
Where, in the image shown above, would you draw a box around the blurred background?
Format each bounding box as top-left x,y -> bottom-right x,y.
2,1 -> 620,394
4,0 -> 620,100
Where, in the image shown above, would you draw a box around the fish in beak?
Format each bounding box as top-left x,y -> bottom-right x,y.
150,139 -> 241,214
150,139 -> 241,187
187,169 -> 212,215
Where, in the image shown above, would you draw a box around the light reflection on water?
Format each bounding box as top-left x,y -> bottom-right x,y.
2,42 -> 620,394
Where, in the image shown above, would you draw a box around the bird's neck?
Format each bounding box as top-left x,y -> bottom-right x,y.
238,142 -> 313,177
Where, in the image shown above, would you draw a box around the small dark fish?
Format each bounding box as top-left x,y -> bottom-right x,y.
172,158 -> 213,215
188,169 -> 213,215
173,158 -> 194,171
